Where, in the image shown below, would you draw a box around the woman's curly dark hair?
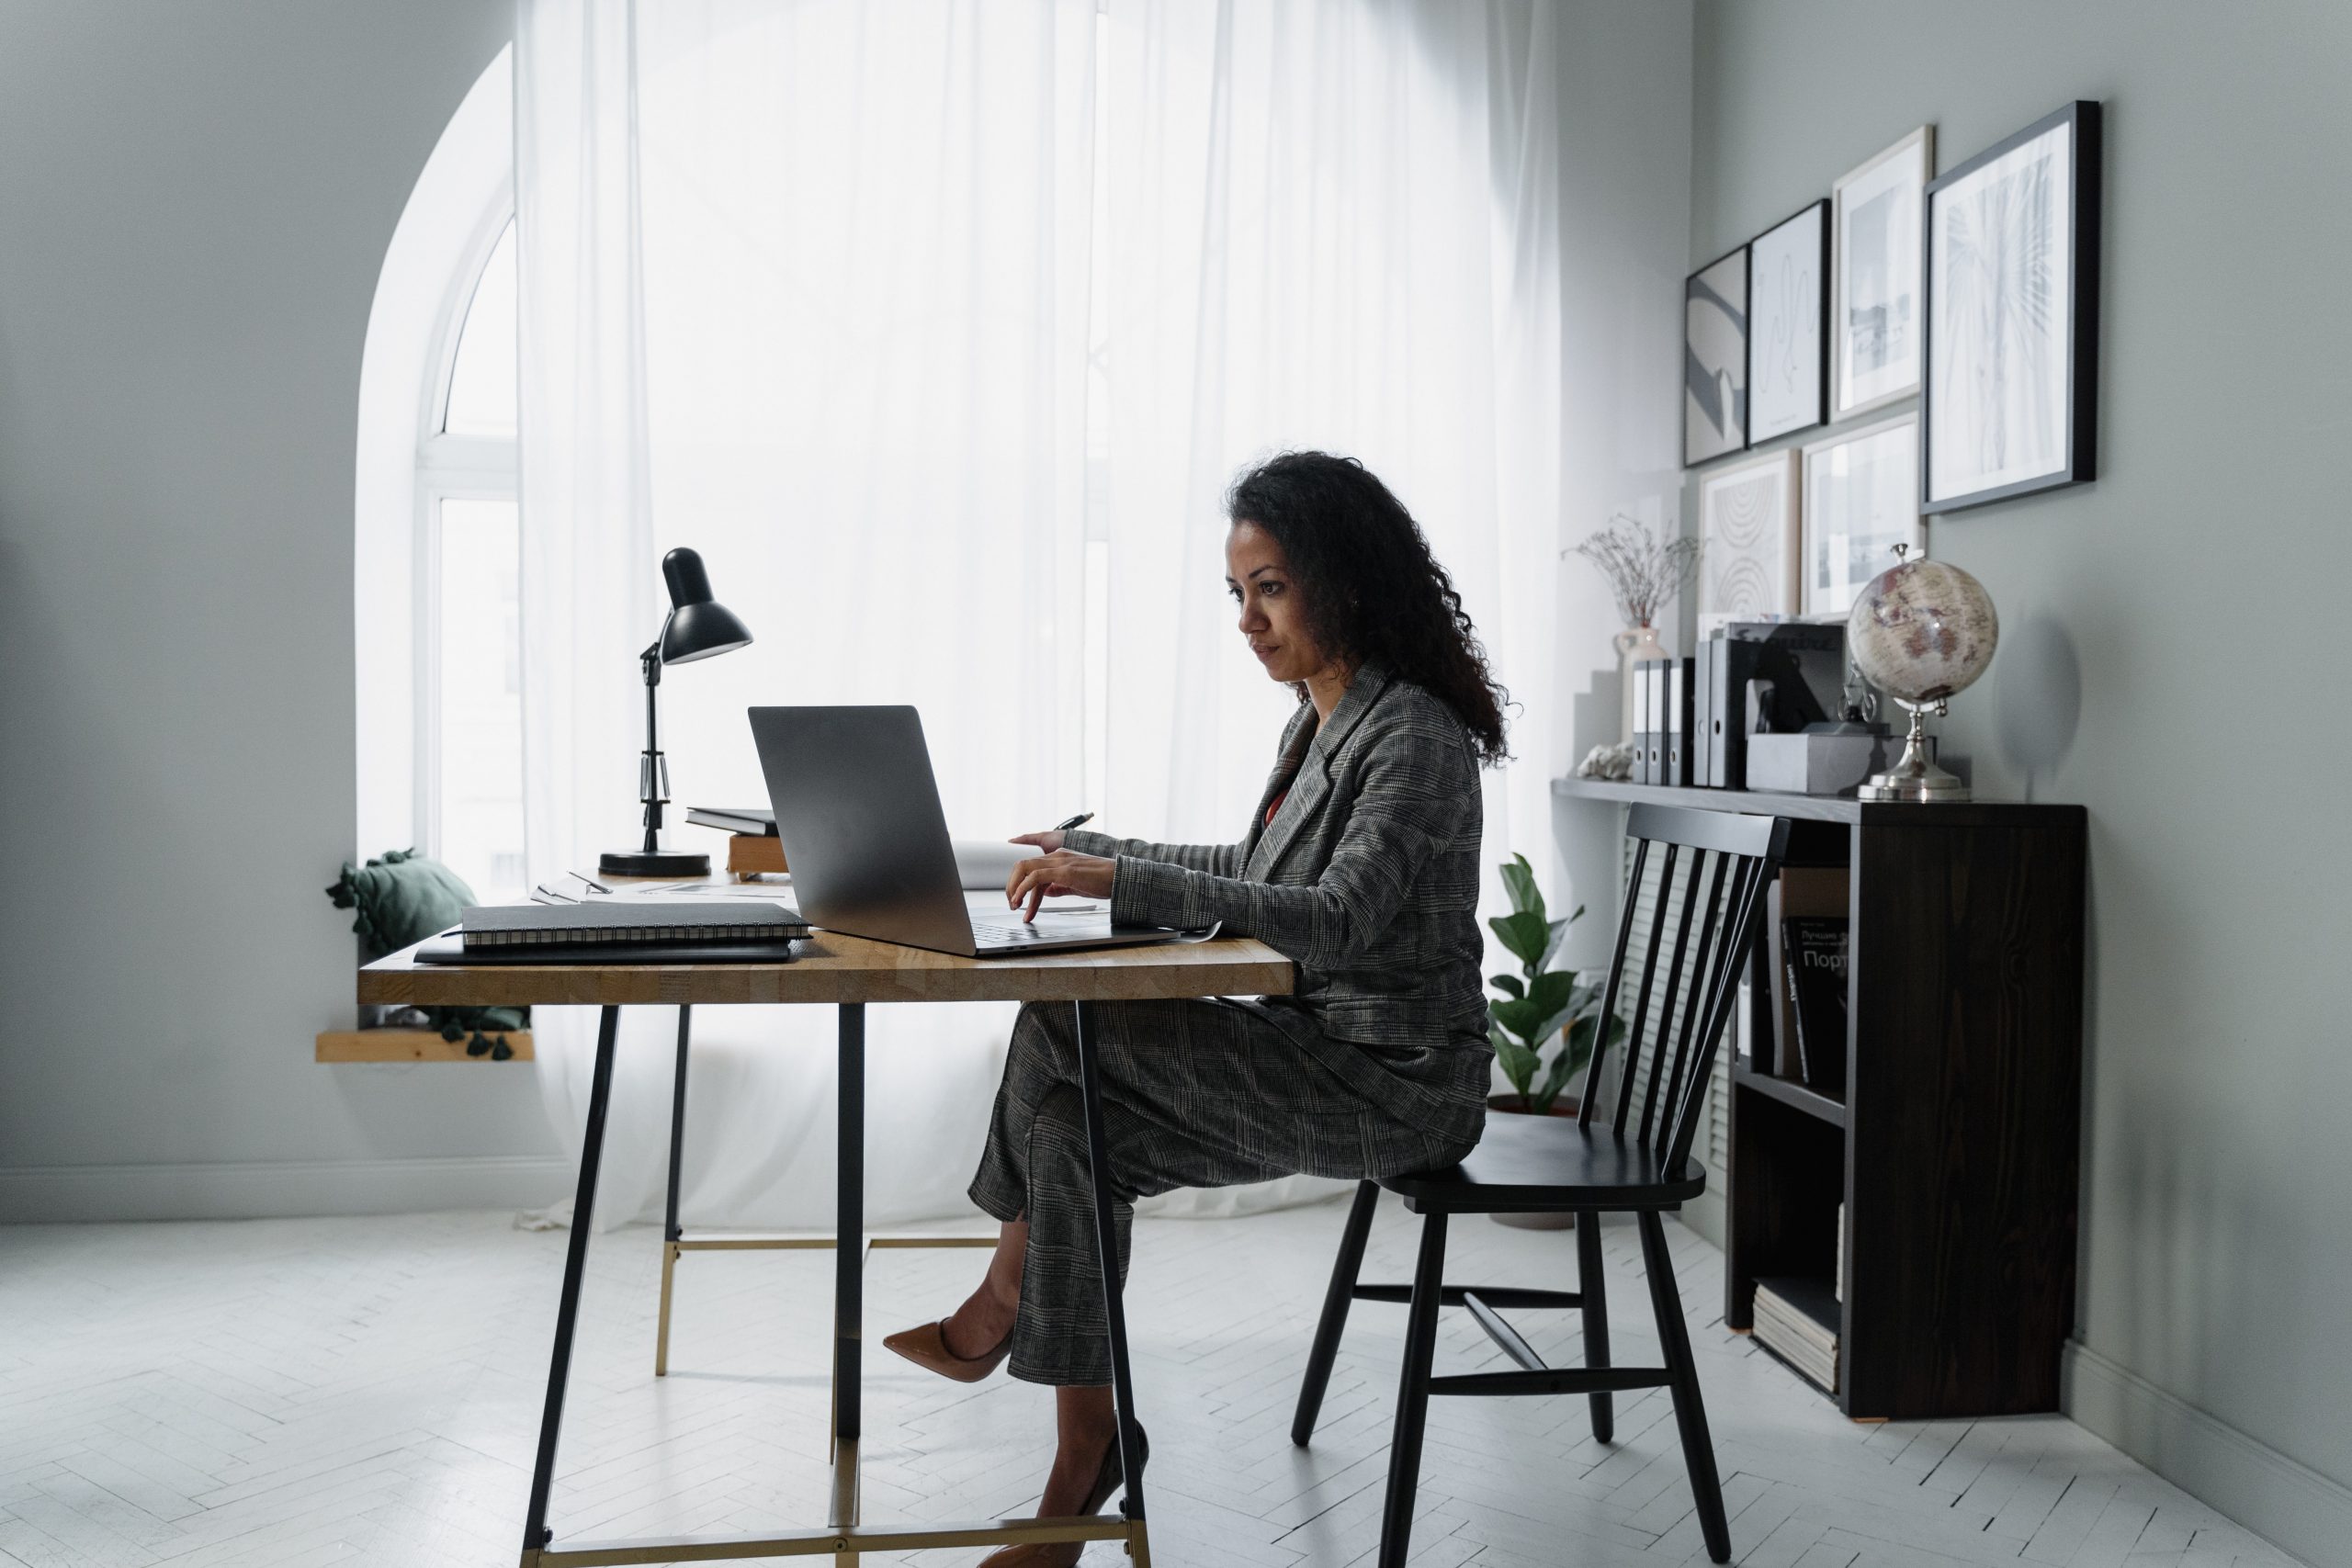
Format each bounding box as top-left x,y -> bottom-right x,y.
1226,451 -> 1510,764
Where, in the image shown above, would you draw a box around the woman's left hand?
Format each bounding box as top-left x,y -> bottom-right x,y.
1006,850 -> 1116,921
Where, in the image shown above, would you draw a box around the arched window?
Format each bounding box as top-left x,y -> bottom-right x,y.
354,48 -> 524,900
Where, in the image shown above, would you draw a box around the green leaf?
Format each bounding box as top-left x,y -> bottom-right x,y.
1489,973 -> 1525,1000
1490,996 -> 1545,1042
1498,853 -> 1541,916
1539,1044 -> 1581,1102
1495,1040 -> 1538,1088
1489,908 -> 1549,968
1524,970 -> 1578,1019
1541,904 -> 1584,968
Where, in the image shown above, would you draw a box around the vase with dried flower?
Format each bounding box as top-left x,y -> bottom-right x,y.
1571,514 -> 1702,746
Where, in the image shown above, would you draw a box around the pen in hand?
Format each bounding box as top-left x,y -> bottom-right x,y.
1053,811 -> 1093,832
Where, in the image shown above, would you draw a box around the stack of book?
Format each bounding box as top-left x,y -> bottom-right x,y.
1752,1275 -> 1839,1393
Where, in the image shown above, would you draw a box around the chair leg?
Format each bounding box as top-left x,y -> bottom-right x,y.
1577,1209 -> 1613,1443
1640,1212 -> 1730,1563
1377,1212 -> 1447,1568
1293,1179 -> 1380,1447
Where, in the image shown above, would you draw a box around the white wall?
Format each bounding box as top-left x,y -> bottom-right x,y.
0,0 -> 561,1220
1544,0 -> 1695,976
1689,3 -> 2352,1561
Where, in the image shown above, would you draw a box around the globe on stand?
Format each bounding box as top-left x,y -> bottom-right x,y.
1844,546 -> 1998,803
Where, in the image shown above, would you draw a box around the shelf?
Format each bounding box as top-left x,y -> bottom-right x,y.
316,1029 -> 535,1063
1732,1065 -> 1847,1127
1551,774 -> 2085,829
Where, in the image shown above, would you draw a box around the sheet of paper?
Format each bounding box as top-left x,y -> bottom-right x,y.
953,839 -> 1037,891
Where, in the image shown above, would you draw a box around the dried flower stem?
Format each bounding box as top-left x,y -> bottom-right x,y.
1570,514 -> 1702,627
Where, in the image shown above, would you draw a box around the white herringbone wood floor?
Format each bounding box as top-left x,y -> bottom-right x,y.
0,1200 -> 2305,1568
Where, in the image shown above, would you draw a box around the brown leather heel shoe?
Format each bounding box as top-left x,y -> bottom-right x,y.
881,1313 -> 1012,1382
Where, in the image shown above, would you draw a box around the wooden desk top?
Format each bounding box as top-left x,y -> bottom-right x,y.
358,929 -> 1295,1009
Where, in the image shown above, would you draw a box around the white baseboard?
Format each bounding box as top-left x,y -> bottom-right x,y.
2064,1338 -> 2352,1568
0,1155 -> 572,1224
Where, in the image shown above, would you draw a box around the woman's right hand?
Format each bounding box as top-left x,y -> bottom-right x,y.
1008,830 -> 1067,854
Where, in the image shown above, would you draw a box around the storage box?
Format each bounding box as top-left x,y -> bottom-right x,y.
1744,730 -> 1907,796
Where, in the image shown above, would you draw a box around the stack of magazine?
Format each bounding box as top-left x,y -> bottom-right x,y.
1752,1276 -> 1838,1393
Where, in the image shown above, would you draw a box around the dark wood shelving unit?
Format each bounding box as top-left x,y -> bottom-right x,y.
1555,775 -> 2087,1419
1731,1064 -> 1846,1128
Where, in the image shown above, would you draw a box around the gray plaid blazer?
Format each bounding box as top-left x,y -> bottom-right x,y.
1067,665 -> 1491,1137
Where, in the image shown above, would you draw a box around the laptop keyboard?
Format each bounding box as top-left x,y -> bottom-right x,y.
971,916 -> 1091,943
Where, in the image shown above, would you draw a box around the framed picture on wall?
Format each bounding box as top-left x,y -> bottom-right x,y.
1747,199 -> 1829,442
1922,100 -> 2103,513
1832,126 -> 1933,419
1696,447 -> 1799,636
1802,413 -> 1922,619
1684,245 -> 1750,465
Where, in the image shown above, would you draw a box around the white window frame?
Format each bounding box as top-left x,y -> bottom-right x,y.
412,212 -> 518,859
353,47 -> 514,861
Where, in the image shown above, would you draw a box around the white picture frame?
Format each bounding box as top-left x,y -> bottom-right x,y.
1748,200 -> 1828,442
1696,447 -> 1799,637
1802,412 -> 1924,619
1832,126 -> 1934,419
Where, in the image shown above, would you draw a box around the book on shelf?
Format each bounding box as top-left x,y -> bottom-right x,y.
1781,915 -> 1849,1096
1752,1275 -> 1839,1393
1766,866 -> 1848,1078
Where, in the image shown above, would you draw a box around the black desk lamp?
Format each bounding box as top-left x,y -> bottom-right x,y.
599,547 -> 753,877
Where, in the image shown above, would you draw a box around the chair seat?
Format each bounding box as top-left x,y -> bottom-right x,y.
1380,1112 -> 1706,1213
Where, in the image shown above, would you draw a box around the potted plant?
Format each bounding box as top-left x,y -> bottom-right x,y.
1487,853 -> 1621,1228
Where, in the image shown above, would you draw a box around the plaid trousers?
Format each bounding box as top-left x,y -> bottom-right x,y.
967,996 -> 1486,1385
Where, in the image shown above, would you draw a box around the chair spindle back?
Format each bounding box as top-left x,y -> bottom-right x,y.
1575,805 -> 1791,1171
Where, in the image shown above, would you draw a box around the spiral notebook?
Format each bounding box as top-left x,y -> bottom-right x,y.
458,900 -> 808,951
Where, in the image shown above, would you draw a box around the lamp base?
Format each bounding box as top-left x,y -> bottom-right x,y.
598,848 -> 713,878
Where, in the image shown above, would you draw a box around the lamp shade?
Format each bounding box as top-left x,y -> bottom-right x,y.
657,547 -> 752,663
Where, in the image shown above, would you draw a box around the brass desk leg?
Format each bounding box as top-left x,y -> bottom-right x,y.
653,1242 -> 680,1378
655,1007 -> 693,1378
830,1436 -> 860,1568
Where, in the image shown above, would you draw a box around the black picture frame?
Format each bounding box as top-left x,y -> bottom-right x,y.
1747,198 -> 1830,443
1920,100 -> 2102,513
1684,243 -> 1751,467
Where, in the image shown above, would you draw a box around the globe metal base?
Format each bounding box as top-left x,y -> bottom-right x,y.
599,847 -> 713,878
1858,763 -> 1971,803
1858,703 -> 1969,803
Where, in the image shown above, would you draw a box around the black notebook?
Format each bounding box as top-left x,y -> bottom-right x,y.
459,900 -> 808,951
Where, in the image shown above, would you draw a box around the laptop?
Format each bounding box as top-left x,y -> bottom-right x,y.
748,705 -> 1208,958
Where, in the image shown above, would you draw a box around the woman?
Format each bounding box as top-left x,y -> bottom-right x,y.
884,450 -> 1509,1563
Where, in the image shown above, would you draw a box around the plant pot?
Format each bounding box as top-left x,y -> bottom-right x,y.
1486,1093 -> 1578,1230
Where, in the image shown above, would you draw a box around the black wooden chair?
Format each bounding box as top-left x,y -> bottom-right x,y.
1292,803 -> 1791,1568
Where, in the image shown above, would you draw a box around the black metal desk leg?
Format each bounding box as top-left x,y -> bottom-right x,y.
1071,1000 -> 1147,1531
835,1003 -> 865,1449
521,1004 -> 621,1557
655,1006 -> 693,1376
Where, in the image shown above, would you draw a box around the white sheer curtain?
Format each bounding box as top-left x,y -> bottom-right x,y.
1096,0 -> 1564,945
514,0 -> 1565,1232
516,0 -> 1096,1231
